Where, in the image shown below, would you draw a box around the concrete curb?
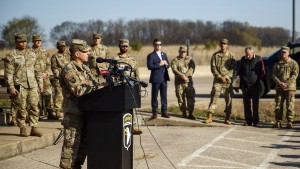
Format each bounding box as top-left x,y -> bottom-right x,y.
138,111 -> 230,127
0,130 -> 61,161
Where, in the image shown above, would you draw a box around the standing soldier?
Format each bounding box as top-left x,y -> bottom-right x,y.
31,34 -> 55,119
171,46 -> 196,119
51,41 -> 71,119
59,39 -> 107,169
204,38 -> 235,125
4,33 -> 43,137
113,39 -> 142,135
88,33 -> 110,83
272,46 -> 299,129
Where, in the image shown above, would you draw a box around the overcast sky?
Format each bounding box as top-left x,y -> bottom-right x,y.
0,0 -> 299,46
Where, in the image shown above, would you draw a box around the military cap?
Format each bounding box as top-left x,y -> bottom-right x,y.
220,38 -> 228,44
179,46 -> 187,52
70,39 -> 89,52
93,33 -> 101,38
57,41 -> 66,47
281,46 -> 290,53
14,33 -> 27,42
119,39 -> 129,46
32,34 -> 42,41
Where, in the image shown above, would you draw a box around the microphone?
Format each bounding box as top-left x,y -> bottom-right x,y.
96,57 -> 118,64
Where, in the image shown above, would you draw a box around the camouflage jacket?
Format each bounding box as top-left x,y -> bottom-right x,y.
171,56 -> 195,84
51,52 -> 71,79
113,53 -> 140,80
211,50 -> 235,83
60,60 -> 98,114
4,48 -> 42,90
31,47 -> 51,75
88,44 -> 109,73
272,57 -> 299,90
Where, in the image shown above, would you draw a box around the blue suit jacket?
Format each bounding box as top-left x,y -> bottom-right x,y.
147,51 -> 170,83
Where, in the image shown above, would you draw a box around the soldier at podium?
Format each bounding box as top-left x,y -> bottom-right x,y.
59,39 -> 107,169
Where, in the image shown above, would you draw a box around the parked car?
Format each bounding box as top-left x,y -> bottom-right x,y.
233,42 -> 300,97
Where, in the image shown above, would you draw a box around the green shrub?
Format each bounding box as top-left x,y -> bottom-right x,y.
203,40 -> 218,50
130,40 -> 142,51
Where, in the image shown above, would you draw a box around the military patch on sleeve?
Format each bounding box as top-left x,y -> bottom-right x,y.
65,72 -> 76,84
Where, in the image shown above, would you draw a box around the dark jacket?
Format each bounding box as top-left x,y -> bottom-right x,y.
238,55 -> 265,88
147,51 -> 170,83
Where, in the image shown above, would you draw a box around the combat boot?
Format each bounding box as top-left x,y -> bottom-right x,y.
287,121 -> 293,129
133,126 -> 142,135
56,111 -> 63,118
188,112 -> 196,120
9,117 -> 17,126
204,112 -> 213,124
182,111 -> 187,118
20,127 -> 29,137
47,109 -> 59,120
30,127 -> 43,137
272,121 -> 282,128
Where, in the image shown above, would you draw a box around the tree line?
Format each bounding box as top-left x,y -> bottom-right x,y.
1,16 -> 299,49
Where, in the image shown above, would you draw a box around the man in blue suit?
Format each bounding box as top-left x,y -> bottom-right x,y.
147,39 -> 170,119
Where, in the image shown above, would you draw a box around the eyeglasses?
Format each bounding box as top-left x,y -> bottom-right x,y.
154,44 -> 162,46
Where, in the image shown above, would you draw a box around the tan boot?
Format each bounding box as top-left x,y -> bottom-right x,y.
287,121 -> 293,129
204,112 -> 213,124
20,127 -> 29,137
272,121 -> 282,128
133,126 -> 142,135
9,117 -> 17,126
56,111 -> 63,118
30,127 -> 43,137
224,113 -> 231,125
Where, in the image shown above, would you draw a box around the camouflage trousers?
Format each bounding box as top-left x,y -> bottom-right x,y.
60,113 -> 87,169
38,78 -> 53,113
175,82 -> 195,113
274,88 -> 295,122
208,82 -> 233,115
9,96 -> 16,118
52,80 -> 63,113
11,86 -> 39,128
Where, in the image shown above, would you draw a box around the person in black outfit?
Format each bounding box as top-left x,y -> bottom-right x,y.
238,47 -> 265,126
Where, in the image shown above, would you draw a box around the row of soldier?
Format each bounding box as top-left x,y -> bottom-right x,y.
167,38 -> 299,129
4,33 -> 298,169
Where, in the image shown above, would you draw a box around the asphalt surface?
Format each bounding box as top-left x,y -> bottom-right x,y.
0,66 -> 300,168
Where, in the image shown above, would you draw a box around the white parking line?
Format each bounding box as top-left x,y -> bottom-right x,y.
224,137 -> 269,145
177,127 -> 236,166
234,129 -> 282,137
257,131 -> 294,169
211,145 -> 267,155
199,155 -> 254,168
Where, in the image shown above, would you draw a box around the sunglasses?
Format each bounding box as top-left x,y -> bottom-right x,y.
155,44 -> 162,46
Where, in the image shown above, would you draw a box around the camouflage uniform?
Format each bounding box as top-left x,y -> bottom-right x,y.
112,54 -> 139,79
51,41 -> 71,116
88,33 -> 110,83
272,47 -> 299,125
171,46 -> 195,118
113,39 -> 142,134
4,33 -> 42,131
60,39 -> 99,169
31,34 -> 53,116
206,39 -> 235,124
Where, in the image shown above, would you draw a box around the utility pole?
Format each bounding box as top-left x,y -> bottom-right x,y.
292,0 -> 295,42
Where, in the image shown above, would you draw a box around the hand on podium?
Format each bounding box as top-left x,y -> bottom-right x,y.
97,82 -> 109,89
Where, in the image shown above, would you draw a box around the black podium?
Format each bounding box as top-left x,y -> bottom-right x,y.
79,83 -> 141,169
